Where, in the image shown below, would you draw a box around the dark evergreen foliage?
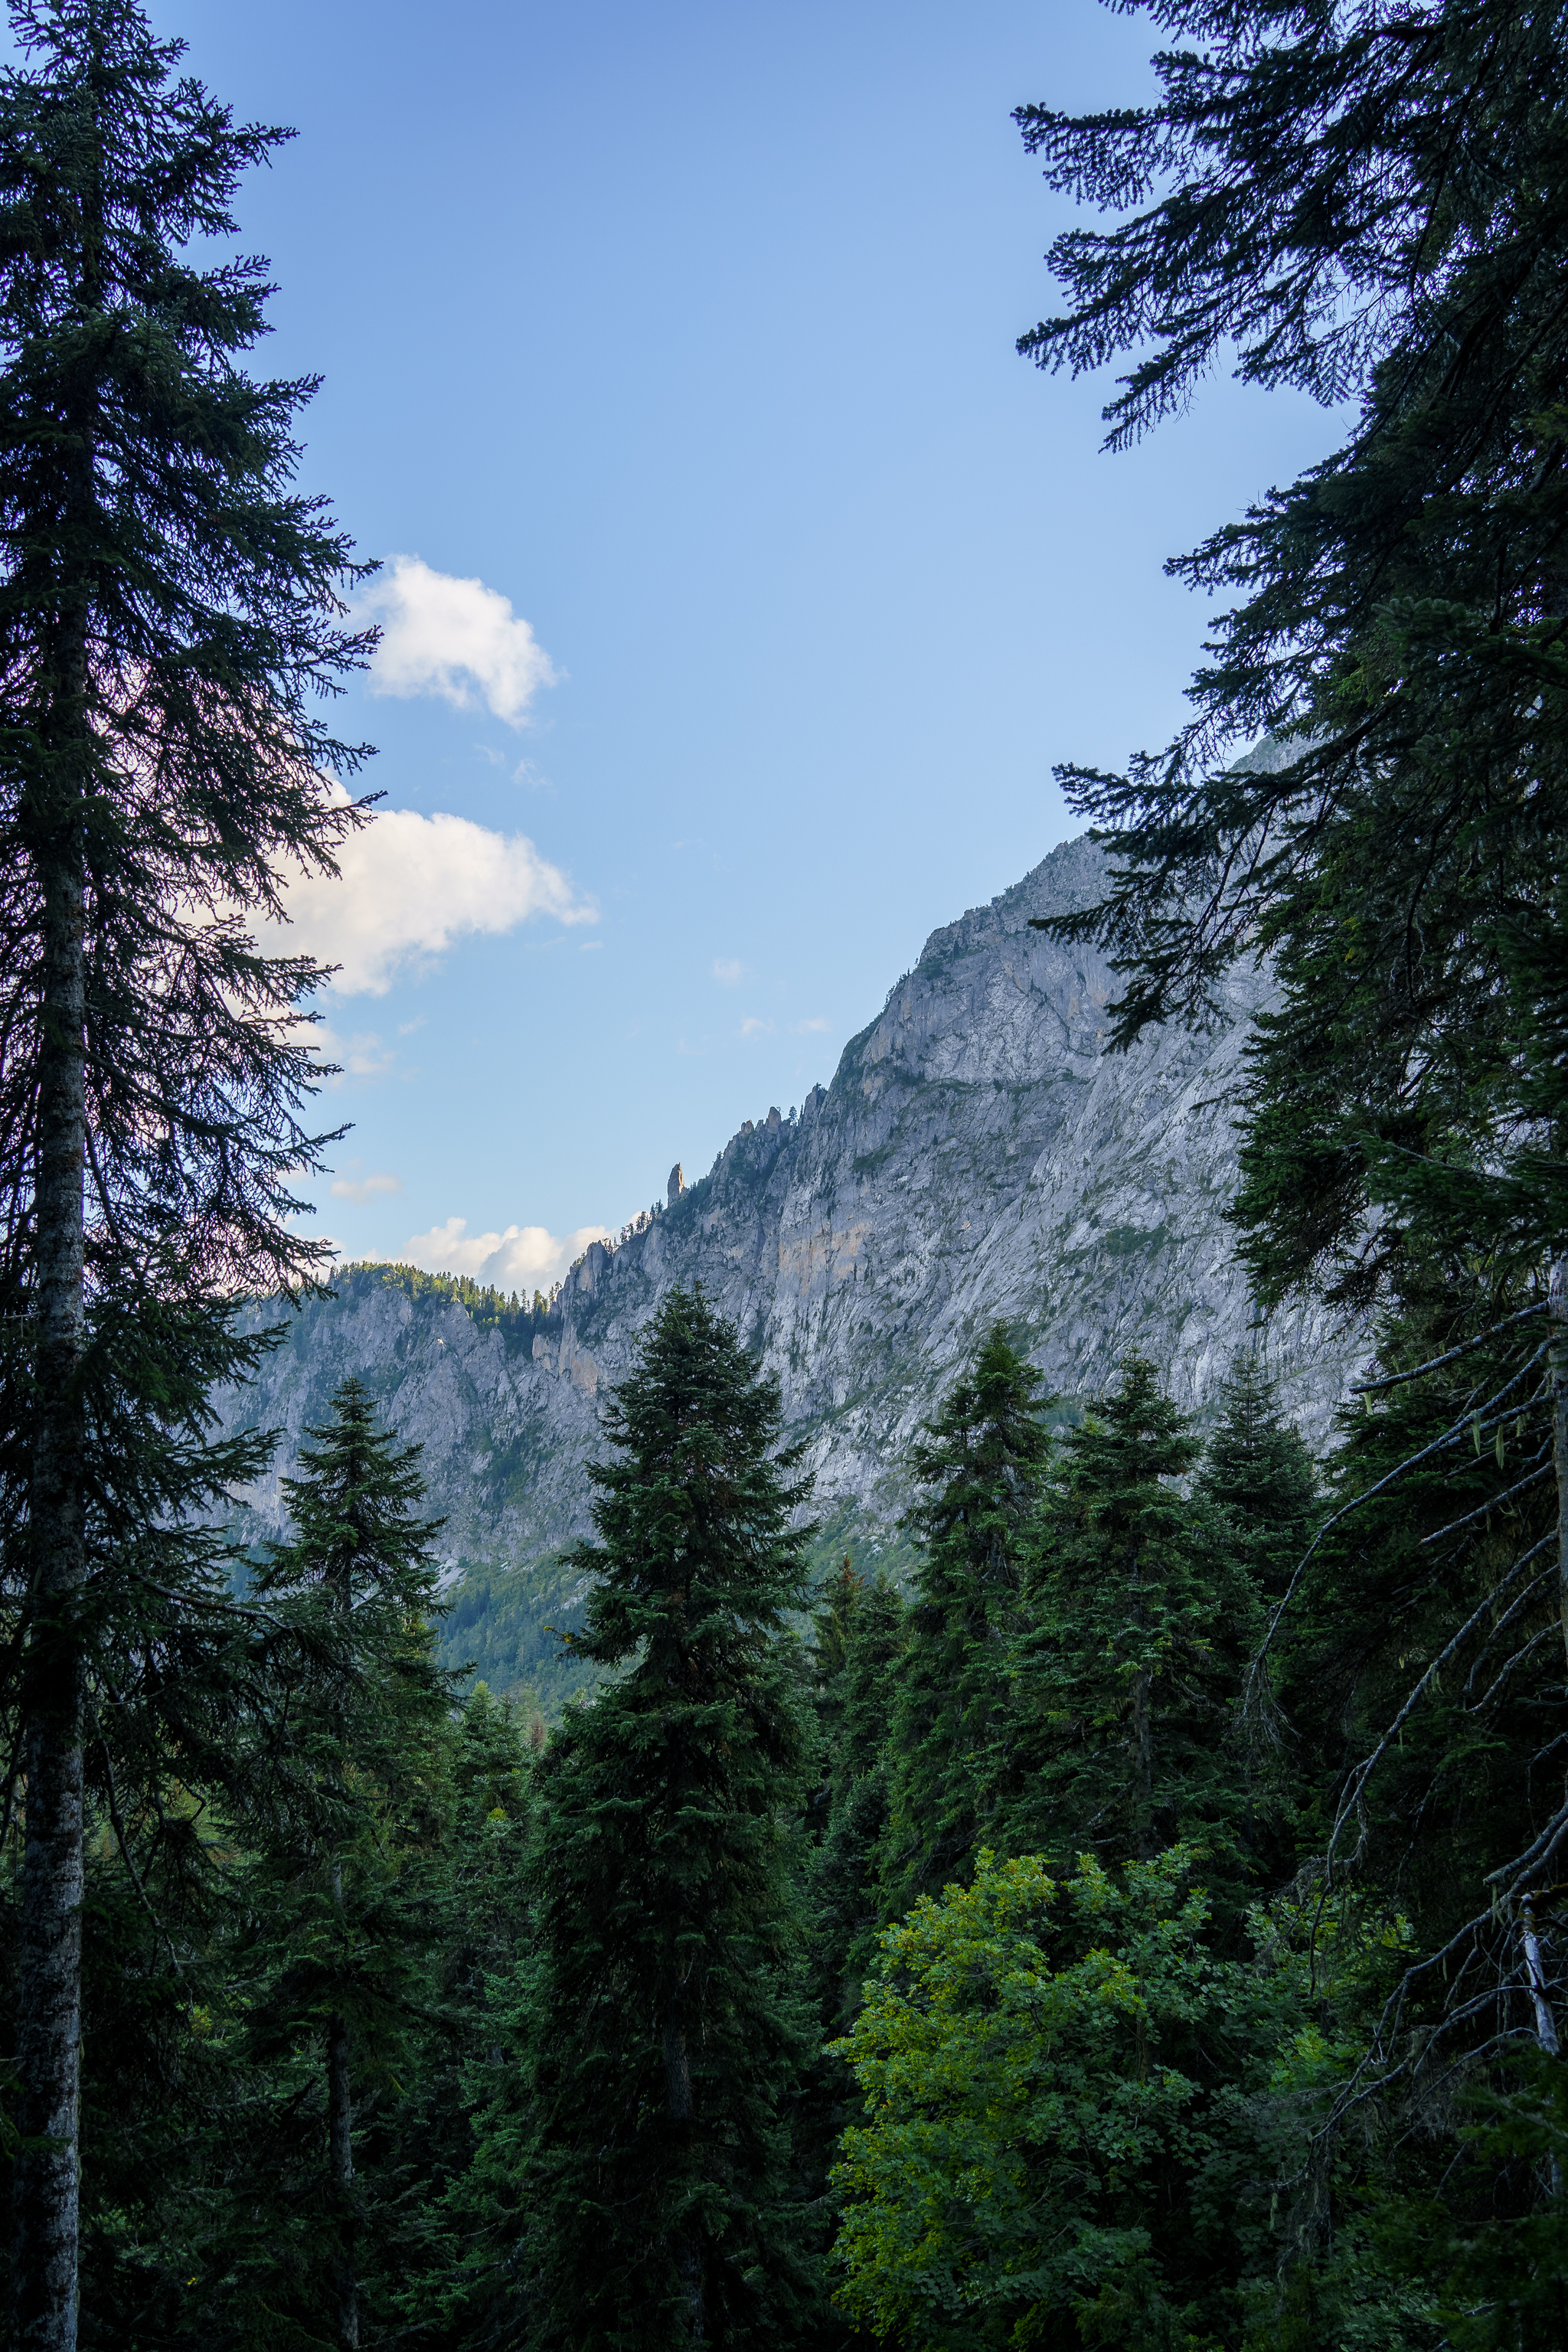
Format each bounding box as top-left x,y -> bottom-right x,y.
3,0 -> 1567,2343
999,1353 -> 1270,1910
877,1326 -> 1051,1920
0,0 -> 368,2334
1005,0 -> 1568,2332
1019,0 -> 1568,1312
240,1380 -> 453,2350
1197,1351 -> 1319,1598
475,1288 -> 822,2352
807,1561 -> 906,2035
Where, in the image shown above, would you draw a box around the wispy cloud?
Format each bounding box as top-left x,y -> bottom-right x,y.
792,1016 -> 830,1033
364,555 -> 557,726
712,958 -> 743,986
402,1216 -> 609,1291
740,1015 -> 774,1038
314,1023 -> 397,1079
269,787 -> 596,996
330,1168 -> 403,1204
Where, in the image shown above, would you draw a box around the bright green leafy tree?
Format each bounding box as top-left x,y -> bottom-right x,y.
832,1847 -> 1273,2350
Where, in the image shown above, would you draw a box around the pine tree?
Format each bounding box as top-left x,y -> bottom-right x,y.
877,1327 -> 1051,1922
492,1288 -> 818,2350
244,1380 -> 452,2351
0,4 -> 367,2339
805,1557 -> 863,1847
807,1563 -> 905,2035
1197,1351 -> 1318,1597
387,1685 -> 537,2352
1001,1355 -> 1266,1909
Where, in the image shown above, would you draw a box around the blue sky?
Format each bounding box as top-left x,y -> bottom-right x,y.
160,0 -> 1345,1293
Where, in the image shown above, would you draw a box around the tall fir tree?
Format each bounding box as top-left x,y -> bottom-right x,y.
807,1561 -> 906,2037
1001,1355 -> 1268,1912
877,1328 -> 1051,1923
388,1684 -> 537,2352
1196,1351 -> 1319,1598
243,1380 -> 452,2352
488,1288 -> 819,2351
0,4 -> 368,2340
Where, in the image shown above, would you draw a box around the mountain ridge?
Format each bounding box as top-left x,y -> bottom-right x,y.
217,830 -> 1357,1699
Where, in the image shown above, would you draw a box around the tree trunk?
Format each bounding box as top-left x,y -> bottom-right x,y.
1131,1663 -> 1155,1860
328,1854 -> 358,2350
327,2007 -> 358,2351
663,2014 -> 692,2123
1521,1896 -> 1560,2057
1551,1257 -> 1568,1676
675,2233 -> 705,2347
1129,1543 -> 1155,1859
664,2014 -> 704,2341
1520,1893 -> 1562,2198
11,838 -> 89,2352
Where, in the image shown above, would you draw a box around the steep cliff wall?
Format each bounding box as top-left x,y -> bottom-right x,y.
216,833 -> 1354,1686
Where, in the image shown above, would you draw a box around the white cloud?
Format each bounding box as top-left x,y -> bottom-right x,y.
364,555 -> 557,726
712,958 -> 743,986
273,789 -> 596,996
313,1022 -> 397,1077
330,1170 -> 403,1203
792,1016 -> 830,1033
402,1216 -> 610,1292
740,1015 -> 773,1037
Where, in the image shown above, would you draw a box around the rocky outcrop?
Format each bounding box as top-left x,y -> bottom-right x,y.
217,833 -> 1354,1630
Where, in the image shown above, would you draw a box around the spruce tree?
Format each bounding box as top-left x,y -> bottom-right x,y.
877,1327 -> 1051,1922
1197,1351 -> 1318,1597
244,1381 -> 451,2352
1001,1355 -> 1267,1908
388,1684 -> 536,2352
805,1557 -> 864,1849
495,1288 -> 818,2350
807,1563 -> 905,2035
0,4 -> 367,2341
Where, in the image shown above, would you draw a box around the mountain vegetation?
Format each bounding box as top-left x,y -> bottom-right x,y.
0,0 -> 1563,2346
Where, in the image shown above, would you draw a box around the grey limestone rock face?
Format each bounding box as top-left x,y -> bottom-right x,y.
215,833 -> 1355,1612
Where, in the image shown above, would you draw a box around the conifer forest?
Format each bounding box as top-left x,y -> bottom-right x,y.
2,0 -> 1568,2346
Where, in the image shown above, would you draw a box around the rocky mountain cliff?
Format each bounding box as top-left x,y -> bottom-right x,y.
217,831 -> 1354,1700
